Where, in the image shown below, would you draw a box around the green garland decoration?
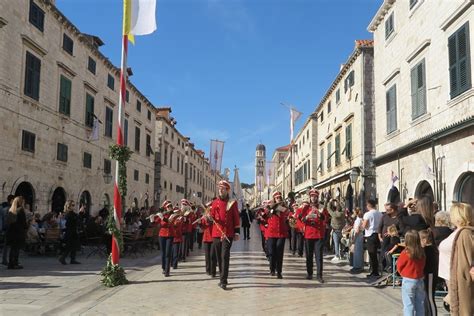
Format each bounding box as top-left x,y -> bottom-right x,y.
106,212 -> 124,252
109,144 -> 132,197
100,144 -> 131,287
100,254 -> 129,287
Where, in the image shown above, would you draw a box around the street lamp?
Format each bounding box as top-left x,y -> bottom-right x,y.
103,172 -> 113,184
349,169 -> 359,184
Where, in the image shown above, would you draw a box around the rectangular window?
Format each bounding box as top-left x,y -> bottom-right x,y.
87,57 -> 96,74
386,84 -> 397,134
107,74 -> 114,90
336,89 -> 340,103
126,90 -> 129,103
104,159 -> 111,175
320,112 -> 324,123
21,130 -> 36,153
146,134 -> 151,157
177,156 -> 180,172
409,0 -> 418,9
164,146 -> 168,165
449,22 -> 471,99
134,170 -> 139,181
57,143 -> 68,162
385,13 -> 394,39
62,34 -> 74,55
85,93 -> 95,128
136,100 -> 141,112
335,134 -> 341,166
147,109 -> 151,121
145,173 -> 150,184
59,75 -> 71,116
105,106 -> 113,137
170,151 -> 173,169
24,51 -> 41,100
328,101 -> 332,114
29,0 -> 45,32
83,152 -> 92,169
135,126 -> 141,152
124,119 -> 128,146
344,70 -> 355,92
345,124 -> 352,159
410,59 -> 427,120
327,141 -> 332,170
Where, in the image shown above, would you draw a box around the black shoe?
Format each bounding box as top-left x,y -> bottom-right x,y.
316,276 -> 325,283
248,237 -> 250,240
172,266 -> 177,269
306,274 -> 313,280
165,272 -> 170,277
162,269 -> 166,274
277,273 -> 283,279
8,265 -> 23,270
270,271 -> 275,276
59,257 -> 67,265
70,260 -> 81,264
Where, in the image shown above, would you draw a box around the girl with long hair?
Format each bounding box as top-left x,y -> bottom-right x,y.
397,229 -> 426,315
6,196 -> 27,269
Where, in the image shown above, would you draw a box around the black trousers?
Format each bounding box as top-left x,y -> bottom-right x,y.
8,244 -> 20,267
180,235 -> 187,260
260,231 -> 267,255
204,242 -> 214,274
188,230 -> 195,251
267,237 -> 286,274
60,239 -> 77,262
243,226 -> 250,240
172,242 -> 180,268
305,238 -> 324,277
212,237 -> 233,285
197,232 -> 203,249
366,233 -> 380,275
159,236 -> 173,274
291,230 -> 304,256
424,273 -> 438,316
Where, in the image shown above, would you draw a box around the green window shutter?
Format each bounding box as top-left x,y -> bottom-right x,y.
411,65 -> 419,119
386,85 -> 397,133
85,94 -> 95,127
458,23 -> 471,95
335,135 -> 340,165
345,124 -> 352,159
449,34 -> 459,97
417,61 -> 426,116
59,76 -> 71,115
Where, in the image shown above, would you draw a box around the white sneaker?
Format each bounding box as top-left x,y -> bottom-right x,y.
331,256 -> 339,263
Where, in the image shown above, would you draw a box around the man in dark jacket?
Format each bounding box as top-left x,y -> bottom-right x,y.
1,195 -> 15,265
240,204 -> 253,240
59,201 -> 81,265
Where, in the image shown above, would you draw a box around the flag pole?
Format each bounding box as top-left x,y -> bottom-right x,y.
111,33 -> 128,265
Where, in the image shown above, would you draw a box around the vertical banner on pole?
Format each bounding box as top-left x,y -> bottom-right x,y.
209,139 -> 225,173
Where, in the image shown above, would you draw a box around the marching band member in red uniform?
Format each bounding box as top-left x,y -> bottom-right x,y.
299,189 -> 329,282
200,205 -> 215,276
265,191 -> 290,279
255,200 -> 270,258
290,202 -> 305,257
209,180 -> 240,290
151,200 -> 174,277
171,208 -> 184,270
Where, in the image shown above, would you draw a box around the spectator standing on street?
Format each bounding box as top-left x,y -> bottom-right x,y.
432,211 -> 452,247
378,203 -> 399,270
419,229 -> 438,316
350,207 -> 365,274
328,199 -> 346,263
6,196 -> 28,269
240,204 -> 253,240
397,230 -> 426,316
363,199 -> 383,278
1,194 -> 15,265
59,200 -> 81,265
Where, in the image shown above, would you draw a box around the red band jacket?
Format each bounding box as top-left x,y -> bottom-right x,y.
210,198 -> 240,239
298,204 -> 328,239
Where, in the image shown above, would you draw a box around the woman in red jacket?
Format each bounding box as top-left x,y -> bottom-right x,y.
299,189 -> 328,282
265,191 -> 290,279
171,209 -> 184,270
151,200 -> 174,277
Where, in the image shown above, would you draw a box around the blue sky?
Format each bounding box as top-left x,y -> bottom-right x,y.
57,0 -> 381,184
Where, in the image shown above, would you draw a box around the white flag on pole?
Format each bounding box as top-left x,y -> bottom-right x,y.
130,0 -> 157,36
290,107 -> 302,142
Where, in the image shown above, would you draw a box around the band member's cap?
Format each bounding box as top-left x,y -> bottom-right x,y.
309,189 -> 319,197
272,191 -> 282,199
180,199 -> 191,207
262,200 -> 271,206
162,200 -> 172,209
218,180 -> 231,191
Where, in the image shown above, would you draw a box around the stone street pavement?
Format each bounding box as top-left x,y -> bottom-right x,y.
48,226 -> 407,316
1,225 -> 448,316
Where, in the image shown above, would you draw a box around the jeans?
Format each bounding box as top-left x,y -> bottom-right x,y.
332,229 -> 343,258
401,277 -> 425,316
352,233 -> 364,270
172,243 -> 180,268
